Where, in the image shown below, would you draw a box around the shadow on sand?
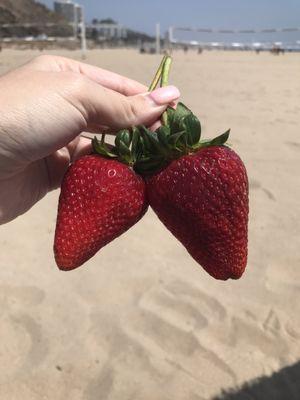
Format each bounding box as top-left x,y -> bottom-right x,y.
213,360 -> 300,400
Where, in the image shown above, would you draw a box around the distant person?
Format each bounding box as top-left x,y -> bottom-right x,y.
139,41 -> 146,54
271,45 -> 284,55
0,55 -> 180,224
183,45 -> 188,53
198,47 -> 203,54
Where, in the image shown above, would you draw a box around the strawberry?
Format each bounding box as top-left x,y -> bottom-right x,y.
145,146 -> 248,280
54,149 -> 148,271
132,101 -> 249,280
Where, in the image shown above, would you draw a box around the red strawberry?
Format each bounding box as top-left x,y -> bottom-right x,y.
54,154 -> 148,270
145,145 -> 249,280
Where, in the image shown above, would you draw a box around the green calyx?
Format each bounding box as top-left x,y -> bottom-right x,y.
92,56 -> 230,176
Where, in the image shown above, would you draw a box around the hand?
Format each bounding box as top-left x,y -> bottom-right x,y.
0,55 -> 180,224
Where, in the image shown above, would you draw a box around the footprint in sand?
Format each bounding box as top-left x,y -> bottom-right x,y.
0,286 -> 47,383
87,280 -> 236,399
87,279 -> 292,398
135,280 -> 291,381
265,265 -> 300,344
227,311 -> 289,363
125,280 -> 236,385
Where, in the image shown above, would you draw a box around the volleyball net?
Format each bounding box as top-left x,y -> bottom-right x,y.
168,26 -> 300,51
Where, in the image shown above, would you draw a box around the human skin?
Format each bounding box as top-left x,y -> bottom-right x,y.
0,55 -> 180,224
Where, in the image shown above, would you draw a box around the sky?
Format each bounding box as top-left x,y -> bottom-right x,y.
39,0 -> 300,43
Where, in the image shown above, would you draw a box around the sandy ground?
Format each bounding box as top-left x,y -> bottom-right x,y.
0,48 -> 300,399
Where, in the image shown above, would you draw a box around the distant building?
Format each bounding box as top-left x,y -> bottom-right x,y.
54,1 -> 83,28
54,0 -> 75,23
91,19 -> 127,40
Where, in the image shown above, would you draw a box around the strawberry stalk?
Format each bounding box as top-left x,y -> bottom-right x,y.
92,56 -> 230,176
148,55 -> 168,91
160,56 -> 172,126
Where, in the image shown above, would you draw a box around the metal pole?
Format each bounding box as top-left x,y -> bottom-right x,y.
156,23 -> 161,54
167,26 -> 174,52
73,3 -> 78,39
80,5 -> 87,59
169,26 -> 174,43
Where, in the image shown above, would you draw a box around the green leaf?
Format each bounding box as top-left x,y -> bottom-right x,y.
168,103 -> 193,134
157,126 -> 171,149
115,129 -> 131,148
175,102 -> 192,119
167,131 -> 185,148
207,129 -> 230,146
118,141 -> 131,156
167,107 -> 176,126
118,140 -> 132,163
138,126 -> 150,151
195,129 -> 230,150
157,125 -> 171,137
181,114 -> 201,146
134,155 -> 165,175
131,127 -> 140,162
139,126 -> 162,154
138,135 -> 146,154
92,137 -> 117,158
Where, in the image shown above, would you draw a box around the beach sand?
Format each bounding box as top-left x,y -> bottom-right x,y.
0,48 -> 299,399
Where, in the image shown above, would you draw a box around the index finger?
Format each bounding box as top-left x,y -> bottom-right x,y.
76,61 -> 148,96
31,55 -> 148,96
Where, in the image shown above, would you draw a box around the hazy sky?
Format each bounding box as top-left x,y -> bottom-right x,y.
39,0 -> 300,41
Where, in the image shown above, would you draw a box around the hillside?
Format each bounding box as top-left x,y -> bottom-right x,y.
0,0 -> 72,37
0,1 -> 154,43
0,0 -> 61,24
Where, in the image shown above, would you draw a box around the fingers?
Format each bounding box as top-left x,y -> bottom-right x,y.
30,55 -> 148,96
70,136 -> 92,161
45,137 -> 92,190
73,80 -> 180,131
74,61 -> 148,96
45,148 -> 71,190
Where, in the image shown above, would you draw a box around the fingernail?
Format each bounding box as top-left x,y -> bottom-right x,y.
148,86 -> 180,106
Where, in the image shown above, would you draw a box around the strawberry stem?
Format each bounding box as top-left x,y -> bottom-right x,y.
161,56 -> 172,87
148,55 -> 168,92
161,56 -> 172,126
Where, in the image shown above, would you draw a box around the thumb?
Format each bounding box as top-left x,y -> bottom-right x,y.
82,84 -> 180,131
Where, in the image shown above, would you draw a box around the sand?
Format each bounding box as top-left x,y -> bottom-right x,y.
0,48 -> 299,399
